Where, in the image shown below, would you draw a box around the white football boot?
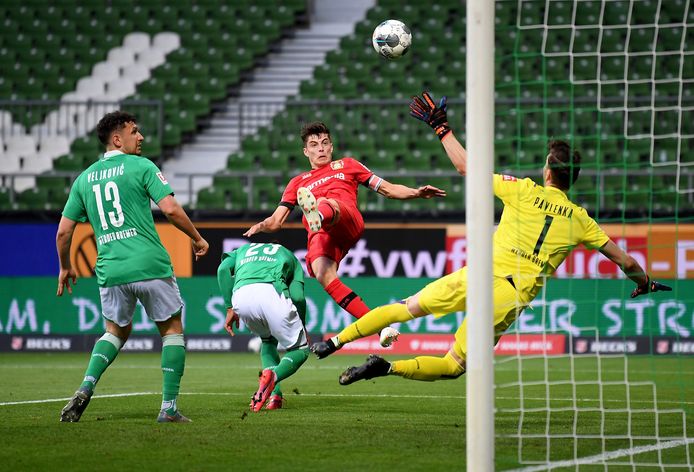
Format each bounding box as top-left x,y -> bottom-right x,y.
297,187 -> 322,232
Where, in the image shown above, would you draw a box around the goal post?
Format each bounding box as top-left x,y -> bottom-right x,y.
466,0 -> 496,470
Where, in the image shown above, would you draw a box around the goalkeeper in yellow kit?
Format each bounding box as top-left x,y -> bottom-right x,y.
311,92 -> 672,385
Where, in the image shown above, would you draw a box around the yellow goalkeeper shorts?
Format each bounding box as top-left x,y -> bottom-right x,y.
416,267 -> 534,360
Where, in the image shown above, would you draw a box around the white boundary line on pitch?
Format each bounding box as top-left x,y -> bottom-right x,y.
506,438 -> 694,472
4,391 -> 694,407
0,392 -> 159,406
0,391 -> 468,406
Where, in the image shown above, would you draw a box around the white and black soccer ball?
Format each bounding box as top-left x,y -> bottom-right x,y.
247,336 -> 262,353
372,19 -> 412,59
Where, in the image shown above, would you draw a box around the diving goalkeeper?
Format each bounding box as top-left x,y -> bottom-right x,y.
311,92 -> 672,385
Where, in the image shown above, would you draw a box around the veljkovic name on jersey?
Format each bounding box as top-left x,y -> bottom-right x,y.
86,164 -> 125,183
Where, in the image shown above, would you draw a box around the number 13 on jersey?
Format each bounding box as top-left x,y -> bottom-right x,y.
92,182 -> 124,230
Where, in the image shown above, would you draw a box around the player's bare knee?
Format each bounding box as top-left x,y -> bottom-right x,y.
406,293 -> 427,317
315,271 -> 334,287
106,320 -> 132,340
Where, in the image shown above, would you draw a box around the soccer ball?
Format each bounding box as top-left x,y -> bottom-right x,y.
372,19 -> 412,59
247,336 -> 262,353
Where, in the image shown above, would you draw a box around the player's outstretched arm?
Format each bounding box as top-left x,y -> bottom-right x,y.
440,132 -> 468,176
243,205 -> 290,237
56,216 -> 78,296
376,180 -> 447,200
158,195 -> 209,260
600,240 -> 672,297
409,91 -> 467,175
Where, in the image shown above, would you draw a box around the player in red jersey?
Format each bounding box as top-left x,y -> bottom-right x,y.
244,122 -> 445,345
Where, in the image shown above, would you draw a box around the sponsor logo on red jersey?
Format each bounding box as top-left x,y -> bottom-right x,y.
330,160 -> 344,170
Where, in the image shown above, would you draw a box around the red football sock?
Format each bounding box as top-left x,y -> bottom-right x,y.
317,200 -> 336,226
324,278 -> 370,319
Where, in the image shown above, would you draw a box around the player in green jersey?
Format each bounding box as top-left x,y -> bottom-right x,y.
217,242 -> 310,411
56,111 -> 209,423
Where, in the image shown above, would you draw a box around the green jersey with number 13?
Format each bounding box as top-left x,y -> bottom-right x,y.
62,151 -> 174,287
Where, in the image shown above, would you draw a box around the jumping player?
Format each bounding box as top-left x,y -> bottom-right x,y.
243,121 -> 446,346
311,92 -> 672,385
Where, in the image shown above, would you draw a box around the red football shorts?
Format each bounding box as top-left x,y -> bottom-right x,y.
305,200 -> 364,277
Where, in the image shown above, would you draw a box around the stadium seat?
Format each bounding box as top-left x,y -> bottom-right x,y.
15,187 -> 50,210
137,49 -> 166,69
152,32 -> 181,54
196,186 -> 228,210
631,1 -> 659,25
123,32 -> 150,54
91,62 -> 121,81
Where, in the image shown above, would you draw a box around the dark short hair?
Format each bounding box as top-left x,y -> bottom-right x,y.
96,111 -> 138,146
547,140 -> 581,190
301,121 -> 331,144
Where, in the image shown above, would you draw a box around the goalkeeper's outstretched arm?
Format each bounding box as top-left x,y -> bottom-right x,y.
440,133 -> 468,176
600,240 -> 648,285
600,240 -> 672,298
409,91 -> 467,175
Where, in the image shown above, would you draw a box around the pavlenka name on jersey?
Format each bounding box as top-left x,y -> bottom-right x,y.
305,172 -> 345,192
510,247 -> 546,268
238,255 -> 278,266
97,228 -> 138,246
532,196 -> 574,218
87,163 -> 125,183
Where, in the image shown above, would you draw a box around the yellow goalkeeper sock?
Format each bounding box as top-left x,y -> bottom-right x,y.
391,354 -> 465,381
337,302 -> 413,345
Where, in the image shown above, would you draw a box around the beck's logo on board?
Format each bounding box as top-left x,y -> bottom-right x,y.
330,160 -> 344,170
24,337 -> 72,351
575,339 -> 588,354
186,337 -> 232,351
121,338 -> 156,351
11,336 -> 23,350
656,340 -> 670,354
671,341 -> 694,354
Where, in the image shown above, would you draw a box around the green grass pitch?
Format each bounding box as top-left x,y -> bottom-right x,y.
0,353 -> 692,471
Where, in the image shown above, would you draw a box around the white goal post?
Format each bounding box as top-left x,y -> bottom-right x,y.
466,0 -> 496,470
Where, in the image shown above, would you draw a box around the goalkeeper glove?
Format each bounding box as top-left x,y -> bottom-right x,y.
409,91 -> 451,140
630,276 -> 672,298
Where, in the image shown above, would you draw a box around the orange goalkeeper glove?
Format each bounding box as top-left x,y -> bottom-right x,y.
630,276 -> 672,298
409,91 -> 451,140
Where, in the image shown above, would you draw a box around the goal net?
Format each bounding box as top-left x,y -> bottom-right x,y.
492,0 -> 694,469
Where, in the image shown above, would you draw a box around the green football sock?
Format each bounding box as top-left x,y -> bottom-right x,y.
273,347 -> 309,383
79,333 -> 123,391
260,338 -> 282,396
161,334 -> 185,415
